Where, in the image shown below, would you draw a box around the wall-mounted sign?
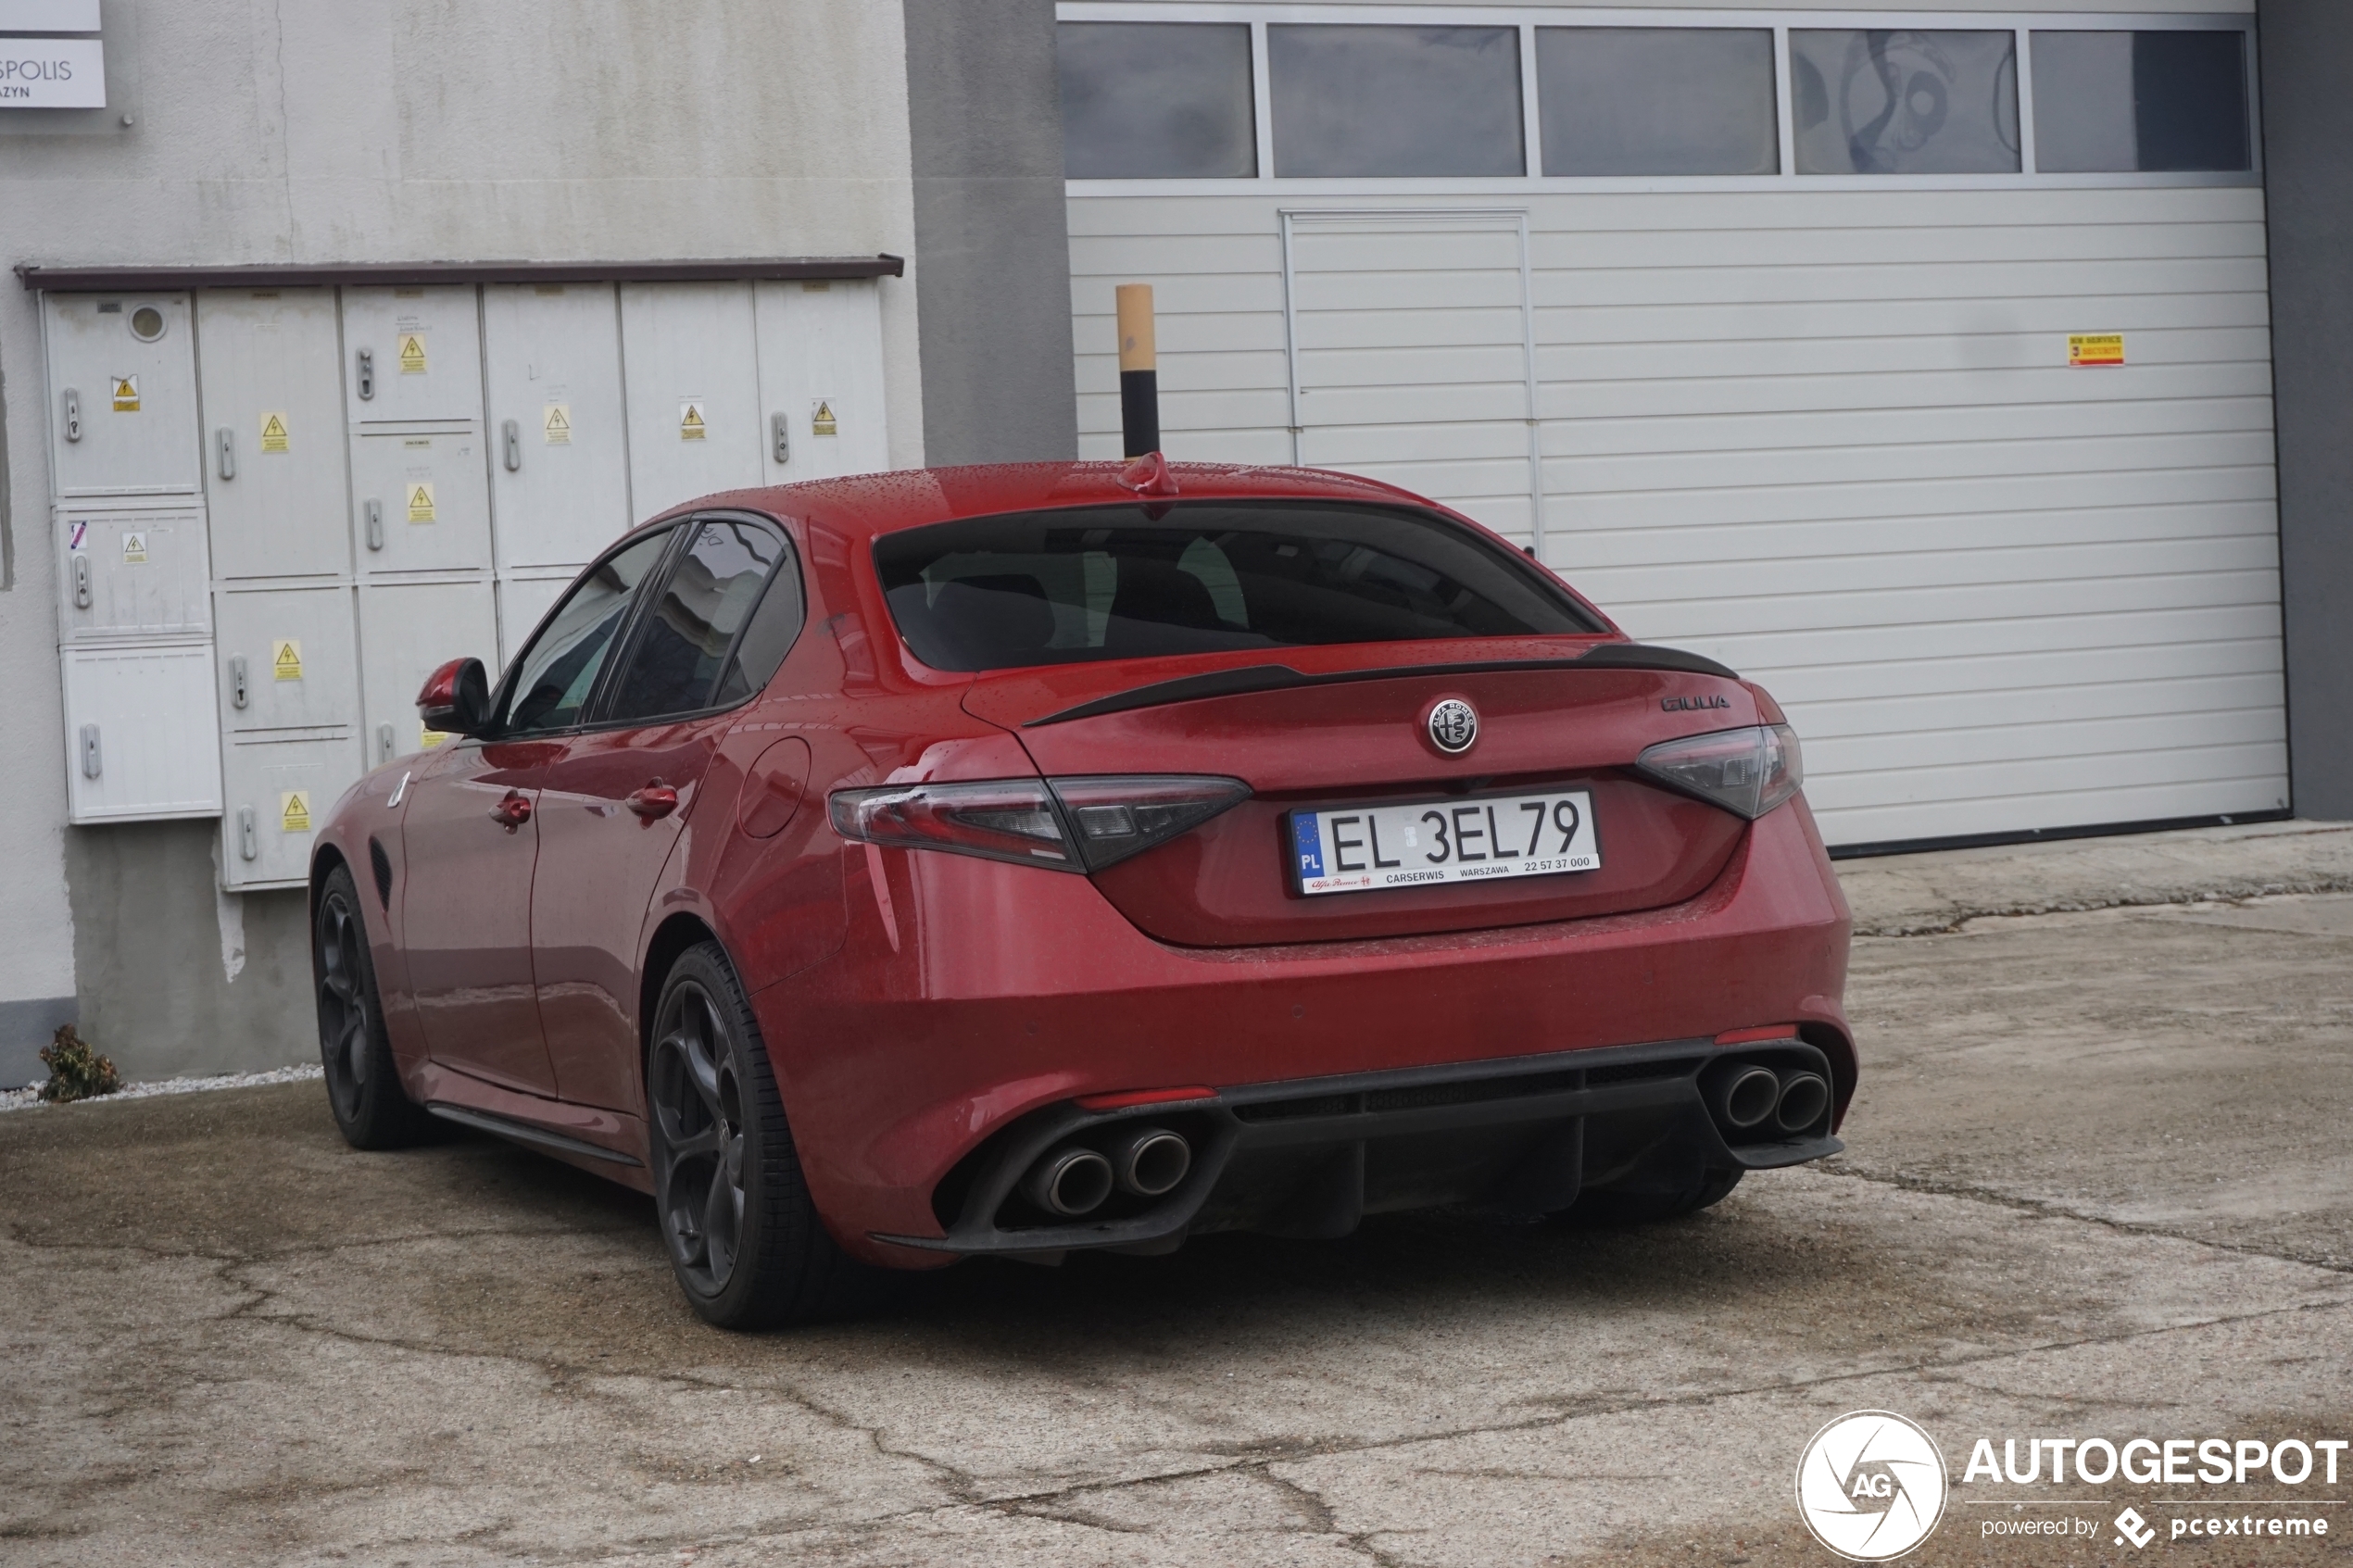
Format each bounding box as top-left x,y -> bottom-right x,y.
0,2 -> 100,32
2068,333 -> 2125,368
0,37 -> 103,107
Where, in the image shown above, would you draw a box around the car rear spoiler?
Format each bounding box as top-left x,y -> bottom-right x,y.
1023,643 -> 1741,728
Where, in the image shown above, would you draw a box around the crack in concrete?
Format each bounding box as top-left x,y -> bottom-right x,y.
1816,1161 -> 2353,1275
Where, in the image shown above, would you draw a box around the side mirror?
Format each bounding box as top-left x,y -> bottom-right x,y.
416,657 -> 491,737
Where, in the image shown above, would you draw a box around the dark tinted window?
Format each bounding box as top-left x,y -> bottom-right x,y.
500,529 -> 674,735
1059,22 -> 1257,179
875,501 -> 1601,672
2032,31 -> 2249,173
1539,29 -> 1778,175
607,521 -> 790,721
1269,26 -> 1525,177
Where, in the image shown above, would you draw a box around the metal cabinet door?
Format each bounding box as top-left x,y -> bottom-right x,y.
341,286 -> 484,427
60,642 -> 223,823
44,293 -> 202,496
213,583 -> 361,737
195,289 -> 353,583
347,425 -> 495,576
358,579 -> 499,768
753,279 -> 891,483
619,282 -> 763,520
483,282 -> 634,571
55,504 -> 211,640
220,732 -> 364,889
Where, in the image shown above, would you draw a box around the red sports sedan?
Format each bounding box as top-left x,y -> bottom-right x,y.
310,458 -> 1853,1328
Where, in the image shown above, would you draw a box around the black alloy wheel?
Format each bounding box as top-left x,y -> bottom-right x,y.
645,941 -> 883,1329
312,863 -> 433,1149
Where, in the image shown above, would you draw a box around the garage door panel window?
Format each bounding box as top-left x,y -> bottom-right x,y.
1792,29 -> 2020,176
1268,25 -> 1525,178
1059,21 -> 1257,179
606,521 -> 792,722
1538,28 -> 1778,177
2033,31 -> 2250,174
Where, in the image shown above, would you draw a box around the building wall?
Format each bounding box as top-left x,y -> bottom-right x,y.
2257,0 -> 2353,820
904,0 -> 1080,464
0,0 -> 924,1085
1062,0 -> 2281,849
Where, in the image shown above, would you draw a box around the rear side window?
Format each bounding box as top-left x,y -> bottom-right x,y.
606,520 -> 798,721
874,501 -> 1602,672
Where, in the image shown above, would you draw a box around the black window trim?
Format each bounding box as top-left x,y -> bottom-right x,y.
581,509 -> 805,733
473,521 -> 693,745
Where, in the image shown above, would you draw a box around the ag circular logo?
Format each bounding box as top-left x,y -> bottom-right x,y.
1426,697 -> 1478,755
1794,1411 -> 1948,1561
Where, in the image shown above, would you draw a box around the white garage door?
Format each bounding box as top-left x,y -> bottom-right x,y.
1061,5 -> 2284,850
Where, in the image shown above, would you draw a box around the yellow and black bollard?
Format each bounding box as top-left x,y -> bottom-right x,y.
1116,282 -> 1160,458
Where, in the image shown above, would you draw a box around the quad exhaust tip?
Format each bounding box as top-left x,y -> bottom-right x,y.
1022,1127 -> 1194,1218
1111,1126 -> 1191,1197
1773,1071 -> 1830,1135
1704,1060 -> 1831,1141
1024,1147 -> 1115,1217
1715,1064 -> 1782,1131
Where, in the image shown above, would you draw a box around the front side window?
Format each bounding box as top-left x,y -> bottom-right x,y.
2032,31 -> 2250,173
1792,29 -> 2020,174
875,501 -> 1602,673
499,528 -> 674,736
1268,25 -> 1525,178
1058,22 -> 1257,179
606,519 -> 795,721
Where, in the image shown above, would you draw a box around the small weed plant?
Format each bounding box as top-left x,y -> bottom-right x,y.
39,1024 -> 120,1103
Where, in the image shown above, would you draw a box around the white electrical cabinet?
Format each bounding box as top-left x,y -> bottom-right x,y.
341,286 -> 484,426
44,294 -> 203,498
44,268 -> 898,866
621,282 -> 765,519
221,733 -> 360,887
358,581 -> 499,768
346,424 -> 493,576
754,280 -> 891,483
54,503 -> 210,641
60,643 -> 223,822
196,290 -> 354,583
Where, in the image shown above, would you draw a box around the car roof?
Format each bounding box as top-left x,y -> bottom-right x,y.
651,460 -> 1449,546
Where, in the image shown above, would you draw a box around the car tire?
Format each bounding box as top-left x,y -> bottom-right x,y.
1551,1166 -> 1743,1228
647,940 -> 882,1329
314,862 -> 436,1150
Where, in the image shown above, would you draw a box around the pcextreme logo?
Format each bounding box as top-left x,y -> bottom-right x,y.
1796,1411 -> 1950,1560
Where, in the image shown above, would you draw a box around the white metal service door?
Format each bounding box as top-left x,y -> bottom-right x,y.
753,279 -> 890,483
1284,211 -> 1542,550
44,293 -> 202,496
358,581 -> 499,768
195,289 -> 352,583
340,286 -> 484,427
620,282 -> 763,520
483,282 -> 635,667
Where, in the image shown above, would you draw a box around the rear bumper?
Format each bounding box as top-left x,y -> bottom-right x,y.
750,797 -> 1852,1268
883,1035 -> 1841,1260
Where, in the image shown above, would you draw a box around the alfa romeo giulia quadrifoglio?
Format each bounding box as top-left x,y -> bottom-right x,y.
310,458 -> 1854,1328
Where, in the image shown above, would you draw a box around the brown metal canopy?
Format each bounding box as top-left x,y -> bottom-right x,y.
16,255 -> 906,292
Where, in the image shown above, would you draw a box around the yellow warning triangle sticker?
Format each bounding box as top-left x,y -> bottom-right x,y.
397,333 -> 426,372
261,413 -> 287,438
273,640 -> 302,675
545,407 -> 570,433
812,401 -> 837,435
682,406 -> 705,428
281,791 -> 312,834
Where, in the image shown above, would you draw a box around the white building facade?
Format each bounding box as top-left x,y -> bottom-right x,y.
1056,0 -> 2284,850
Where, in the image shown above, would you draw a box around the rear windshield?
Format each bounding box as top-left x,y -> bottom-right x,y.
873,501 -> 1602,671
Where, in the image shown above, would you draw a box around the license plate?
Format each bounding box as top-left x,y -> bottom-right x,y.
1289,790 -> 1600,897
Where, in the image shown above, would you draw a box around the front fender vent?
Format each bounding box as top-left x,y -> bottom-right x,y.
368,836 -> 394,909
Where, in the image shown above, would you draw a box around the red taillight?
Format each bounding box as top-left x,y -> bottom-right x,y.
1635,724 -> 1803,820
829,775 -> 1249,872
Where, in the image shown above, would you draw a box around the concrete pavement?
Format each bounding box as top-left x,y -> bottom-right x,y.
4,822 -> 2349,1565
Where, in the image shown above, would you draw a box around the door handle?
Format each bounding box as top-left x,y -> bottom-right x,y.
502,419 -> 522,471
216,427 -> 235,480
489,790 -> 534,831
72,554 -> 92,608
356,347 -> 374,401
229,654 -> 248,709
62,388 -> 82,443
770,411 -> 790,465
364,498 -> 384,551
80,724 -> 102,779
626,783 -> 679,821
